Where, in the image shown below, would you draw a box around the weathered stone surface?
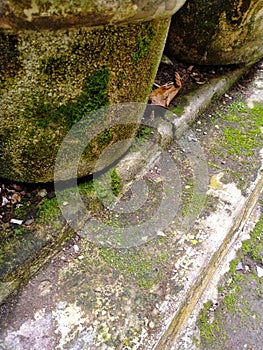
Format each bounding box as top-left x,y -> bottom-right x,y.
166,0 -> 263,65
0,19 -> 169,182
0,0 -> 187,30
0,0 -> 188,183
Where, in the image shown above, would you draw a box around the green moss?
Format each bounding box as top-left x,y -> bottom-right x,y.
99,247 -> 167,289
241,213 -> 263,262
132,24 -> 154,64
97,129 -> 113,147
27,66 -> 110,130
39,55 -> 69,76
170,105 -> 185,116
206,99 -> 263,190
223,128 -> 260,156
78,179 -> 95,195
110,168 -> 122,197
37,197 -> 60,223
198,301 -> 221,345
199,213 -> 263,347
92,167 -> 122,207
136,126 -> 151,140
1,19 -> 170,182
220,101 -> 263,156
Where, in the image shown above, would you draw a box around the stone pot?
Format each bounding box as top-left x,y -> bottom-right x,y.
0,0 -> 186,183
166,0 -> 263,65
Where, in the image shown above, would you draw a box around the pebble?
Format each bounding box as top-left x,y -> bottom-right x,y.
149,321 -> 155,329
56,301 -> 68,310
157,230 -> 166,237
151,308 -> 158,316
187,136 -> 197,142
12,184 -> 24,191
38,189 -> 47,197
244,265 -> 250,273
73,244 -> 79,253
236,262 -> 243,271
2,197 -> 9,206
25,218 -> 34,226
224,93 -> 232,99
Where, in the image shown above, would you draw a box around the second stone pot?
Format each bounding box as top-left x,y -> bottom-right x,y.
166,0 -> 263,65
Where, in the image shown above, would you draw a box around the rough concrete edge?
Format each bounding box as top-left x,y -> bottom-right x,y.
0,223 -> 75,305
172,65 -> 251,138
0,65 -> 251,305
154,166 -> 263,350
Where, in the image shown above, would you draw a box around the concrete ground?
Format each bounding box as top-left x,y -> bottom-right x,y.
174,197 -> 263,350
0,61 -> 262,350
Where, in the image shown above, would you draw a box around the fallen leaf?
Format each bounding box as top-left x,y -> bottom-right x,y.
11,193 -> 21,204
150,72 -> 181,108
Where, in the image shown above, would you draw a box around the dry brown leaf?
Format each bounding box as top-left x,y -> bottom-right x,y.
150,72 -> 181,108
11,193 -> 21,204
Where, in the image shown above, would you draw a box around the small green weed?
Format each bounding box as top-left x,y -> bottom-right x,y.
198,301 -> 221,344
37,197 -> 60,223
110,168 -> 121,197
136,126 -> 151,140
241,213 -> 263,262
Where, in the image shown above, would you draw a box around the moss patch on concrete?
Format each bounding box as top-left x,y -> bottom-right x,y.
198,212 -> 263,348
98,246 -> 168,289
196,98 -> 263,191
220,101 -> 263,157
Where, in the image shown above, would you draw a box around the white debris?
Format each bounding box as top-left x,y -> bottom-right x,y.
2,197 -> 9,206
256,265 -> 263,278
73,244 -> 79,253
236,262 -> 243,271
10,218 -> 23,225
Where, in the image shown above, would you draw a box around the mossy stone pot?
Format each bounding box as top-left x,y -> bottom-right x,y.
166,0 -> 263,65
0,0 -> 186,183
